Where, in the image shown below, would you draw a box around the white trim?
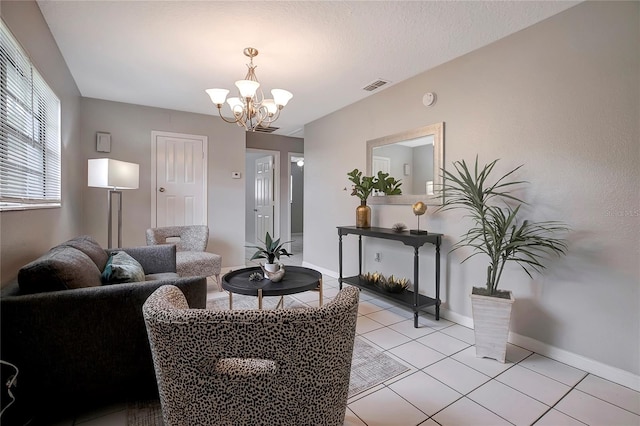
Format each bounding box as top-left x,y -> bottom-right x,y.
303,262 -> 640,392
150,131 -> 208,227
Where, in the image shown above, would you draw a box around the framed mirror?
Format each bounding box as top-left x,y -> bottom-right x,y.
366,122 -> 444,205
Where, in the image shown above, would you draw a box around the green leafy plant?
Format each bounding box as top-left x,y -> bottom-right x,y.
347,169 -> 402,202
439,157 -> 568,297
373,171 -> 402,195
246,232 -> 292,264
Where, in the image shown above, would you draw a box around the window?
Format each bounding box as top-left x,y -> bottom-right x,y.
0,21 -> 61,211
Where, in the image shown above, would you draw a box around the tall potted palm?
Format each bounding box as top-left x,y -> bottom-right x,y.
440,157 -> 567,362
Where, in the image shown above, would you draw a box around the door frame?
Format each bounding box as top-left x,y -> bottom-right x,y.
246,148 -> 280,243
150,130 -> 208,228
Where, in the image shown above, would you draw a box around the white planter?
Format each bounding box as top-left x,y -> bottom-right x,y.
470,291 -> 515,363
264,263 -> 279,273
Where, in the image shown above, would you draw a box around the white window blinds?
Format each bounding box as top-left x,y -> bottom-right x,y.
0,20 -> 61,210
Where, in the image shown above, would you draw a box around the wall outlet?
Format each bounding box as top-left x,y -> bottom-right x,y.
374,252 -> 381,262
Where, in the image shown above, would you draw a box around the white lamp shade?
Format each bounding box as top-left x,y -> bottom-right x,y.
262,99 -> 278,115
206,88 -> 229,105
88,158 -> 139,190
272,89 -> 293,107
235,80 -> 260,98
226,97 -> 244,114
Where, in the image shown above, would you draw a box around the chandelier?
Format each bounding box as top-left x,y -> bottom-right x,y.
206,47 -> 293,132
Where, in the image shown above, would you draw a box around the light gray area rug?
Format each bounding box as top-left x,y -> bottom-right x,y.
128,295 -> 409,425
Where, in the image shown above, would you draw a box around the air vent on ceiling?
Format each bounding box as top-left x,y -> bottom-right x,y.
252,125 -> 279,134
362,79 -> 390,92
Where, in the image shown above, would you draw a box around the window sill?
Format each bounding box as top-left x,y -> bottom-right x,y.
0,203 -> 61,212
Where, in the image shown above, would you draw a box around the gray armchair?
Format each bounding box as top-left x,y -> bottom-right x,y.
146,225 -> 222,289
143,285 -> 360,426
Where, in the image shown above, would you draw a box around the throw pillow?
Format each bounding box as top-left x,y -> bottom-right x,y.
101,251 -> 145,284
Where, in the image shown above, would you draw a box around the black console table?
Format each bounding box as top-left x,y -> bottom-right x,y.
337,226 -> 442,327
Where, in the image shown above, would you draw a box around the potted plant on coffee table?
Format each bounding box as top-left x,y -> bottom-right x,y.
440,157 -> 568,362
247,232 -> 292,273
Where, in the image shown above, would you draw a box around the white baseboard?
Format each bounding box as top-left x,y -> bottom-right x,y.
301,263 -> 640,392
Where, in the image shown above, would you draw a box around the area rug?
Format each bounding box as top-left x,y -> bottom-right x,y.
127,338 -> 408,425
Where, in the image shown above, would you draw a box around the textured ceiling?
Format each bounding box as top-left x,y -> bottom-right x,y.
37,1 -> 579,136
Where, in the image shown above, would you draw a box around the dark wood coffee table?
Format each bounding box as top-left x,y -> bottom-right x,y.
221,266 -> 323,309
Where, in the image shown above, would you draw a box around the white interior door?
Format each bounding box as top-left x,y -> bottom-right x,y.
152,131 -> 207,227
254,155 -> 274,242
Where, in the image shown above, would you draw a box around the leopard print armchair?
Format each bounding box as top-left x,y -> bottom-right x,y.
143,284 -> 359,426
145,225 -> 222,289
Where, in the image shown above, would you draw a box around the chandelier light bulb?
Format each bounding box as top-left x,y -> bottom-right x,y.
205,88 -> 229,106
235,80 -> 260,99
226,97 -> 243,114
272,89 -> 293,107
262,99 -> 278,115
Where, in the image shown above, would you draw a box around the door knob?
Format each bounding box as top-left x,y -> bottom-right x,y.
159,187 -> 166,192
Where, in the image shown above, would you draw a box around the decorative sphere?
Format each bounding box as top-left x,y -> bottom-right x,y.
412,201 -> 427,216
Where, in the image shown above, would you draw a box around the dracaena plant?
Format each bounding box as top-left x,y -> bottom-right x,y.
247,232 -> 292,264
439,157 -> 568,297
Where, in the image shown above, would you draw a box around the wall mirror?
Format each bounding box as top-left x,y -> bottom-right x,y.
366,122 -> 444,205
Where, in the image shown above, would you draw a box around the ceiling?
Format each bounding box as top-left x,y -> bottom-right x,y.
37,1 -> 579,137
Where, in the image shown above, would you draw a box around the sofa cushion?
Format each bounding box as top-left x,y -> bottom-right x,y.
102,251 -> 145,284
18,246 -> 102,294
58,235 -> 109,272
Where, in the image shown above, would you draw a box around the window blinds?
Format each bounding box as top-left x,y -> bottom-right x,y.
0,20 -> 61,210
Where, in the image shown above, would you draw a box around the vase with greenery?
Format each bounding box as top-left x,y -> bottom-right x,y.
347,169 -> 403,228
246,232 -> 292,272
439,156 -> 568,361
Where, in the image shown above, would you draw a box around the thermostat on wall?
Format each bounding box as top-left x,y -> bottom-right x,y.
231,171 -> 241,179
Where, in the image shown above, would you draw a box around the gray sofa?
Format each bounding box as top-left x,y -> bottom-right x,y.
0,236 -> 207,418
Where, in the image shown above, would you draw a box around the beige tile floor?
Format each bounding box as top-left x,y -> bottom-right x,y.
49,240 -> 640,425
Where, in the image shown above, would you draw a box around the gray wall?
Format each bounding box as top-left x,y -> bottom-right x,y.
304,1 -> 639,376
0,1 -> 83,285
80,98 -> 246,267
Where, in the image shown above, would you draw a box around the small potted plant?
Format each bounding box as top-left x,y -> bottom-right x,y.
439,157 -> 568,362
347,169 -> 402,228
246,232 -> 292,272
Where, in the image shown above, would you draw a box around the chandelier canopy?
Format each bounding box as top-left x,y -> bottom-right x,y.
206,47 -> 293,132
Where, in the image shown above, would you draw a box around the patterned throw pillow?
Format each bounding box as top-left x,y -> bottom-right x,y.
101,251 -> 145,284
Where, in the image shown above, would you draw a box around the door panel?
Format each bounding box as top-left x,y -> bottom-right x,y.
154,134 -> 205,227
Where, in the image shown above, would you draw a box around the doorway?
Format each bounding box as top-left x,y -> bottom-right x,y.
245,149 -> 280,247
288,153 -> 304,263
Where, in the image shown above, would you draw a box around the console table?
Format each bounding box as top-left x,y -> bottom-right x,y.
337,226 -> 442,327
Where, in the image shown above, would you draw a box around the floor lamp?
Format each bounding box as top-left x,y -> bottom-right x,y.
88,159 -> 139,248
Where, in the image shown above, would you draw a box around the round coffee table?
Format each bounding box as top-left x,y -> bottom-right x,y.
221,266 -> 323,309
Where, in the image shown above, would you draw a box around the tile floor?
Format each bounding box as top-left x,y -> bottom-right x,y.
47,242 -> 639,425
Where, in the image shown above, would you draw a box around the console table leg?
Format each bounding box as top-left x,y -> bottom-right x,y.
435,239 -> 441,320
338,234 -> 343,290
413,247 -> 419,328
